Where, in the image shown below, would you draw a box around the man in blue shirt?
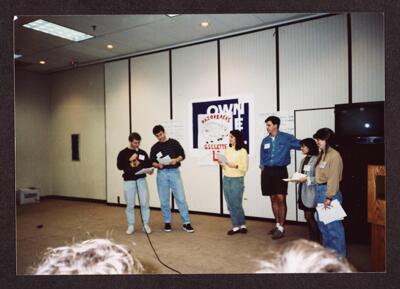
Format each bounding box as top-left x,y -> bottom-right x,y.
260,116 -> 301,239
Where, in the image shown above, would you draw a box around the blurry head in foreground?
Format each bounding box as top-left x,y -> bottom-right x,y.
32,238 -> 144,275
256,239 -> 354,273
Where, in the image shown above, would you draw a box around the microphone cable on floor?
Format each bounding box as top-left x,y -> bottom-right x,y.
135,179 -> 182,274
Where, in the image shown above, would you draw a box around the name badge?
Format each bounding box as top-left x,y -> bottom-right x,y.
303,165 -> 311,172
156,152 -> 163,158
319,161 -> 327,169
264,143 -> 270,149
138,154 -> 145,161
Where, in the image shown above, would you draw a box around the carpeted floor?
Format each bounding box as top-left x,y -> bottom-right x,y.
16,199 -> 371,274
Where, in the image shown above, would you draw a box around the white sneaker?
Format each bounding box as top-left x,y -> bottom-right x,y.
143,224 -> 152,234
126,225 -> 134,234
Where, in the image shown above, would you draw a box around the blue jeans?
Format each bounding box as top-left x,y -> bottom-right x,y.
316,184 -> 346,256
223,176 -> 246,227
123,178 -> 150,226
157,168 -> 190,224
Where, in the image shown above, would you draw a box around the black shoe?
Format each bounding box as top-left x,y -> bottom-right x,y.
240,227 -> 248,234
182,223 -> 194,233
227,229 -> 240,235
268,227 -> 278,235
271,229 -> 284,239
164,223 -> 172,232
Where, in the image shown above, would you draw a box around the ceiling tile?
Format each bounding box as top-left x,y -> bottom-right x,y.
14,13 -> 320,73
100,29 -> 155,52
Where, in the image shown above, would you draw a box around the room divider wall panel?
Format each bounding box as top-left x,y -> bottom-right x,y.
105,60 -> 130,204
171,42 -> 220,213
351,13 -> 385,103
130,52 -> 170,208
220,30 -> 278,219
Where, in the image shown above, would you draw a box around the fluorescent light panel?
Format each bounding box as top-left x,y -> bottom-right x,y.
23,19 -> 94,42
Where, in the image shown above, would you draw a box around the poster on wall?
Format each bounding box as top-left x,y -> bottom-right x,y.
163,120 -> 186,146
190,96 -> 254,165
257,111 -> 296,160
258,111 -> 295,137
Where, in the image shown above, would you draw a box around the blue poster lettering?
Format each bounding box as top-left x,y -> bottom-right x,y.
192,98 -> 250,153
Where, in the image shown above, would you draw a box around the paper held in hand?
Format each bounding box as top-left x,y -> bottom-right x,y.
316,199 -> 347,224
135,167 -> 154,175
283,172 -> 307,182
216,153 -> 228,164
158,155 -> 172,165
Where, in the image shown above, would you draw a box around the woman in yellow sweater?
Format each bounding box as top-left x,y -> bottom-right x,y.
218,130 -> 249,235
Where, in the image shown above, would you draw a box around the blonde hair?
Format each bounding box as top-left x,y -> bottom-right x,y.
32,238 -> 144,275
256,239 -> 354,273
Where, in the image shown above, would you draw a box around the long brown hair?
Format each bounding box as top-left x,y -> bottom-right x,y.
313,128 -> 336,166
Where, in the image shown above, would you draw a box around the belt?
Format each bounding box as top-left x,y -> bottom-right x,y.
317,182 -> 327,186
264,166 -> 287,169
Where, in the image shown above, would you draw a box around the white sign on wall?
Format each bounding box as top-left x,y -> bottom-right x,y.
258,111 -> 295,136
258,111 -> 296,159
163,120 -> 186,146
196,113 -> 232,165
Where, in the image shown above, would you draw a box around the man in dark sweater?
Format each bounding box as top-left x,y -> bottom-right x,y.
150,125 -> 194,233
117,132 -> 153,235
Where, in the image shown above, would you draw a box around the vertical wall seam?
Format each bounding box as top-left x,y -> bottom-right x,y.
103,64 -> 108,202
217,40 -> 223,215
169,50 -> 173,120
347,13 -> 353,104
275,27 -> 280,112
128,59 -> 132,133
169,50 -> 175,210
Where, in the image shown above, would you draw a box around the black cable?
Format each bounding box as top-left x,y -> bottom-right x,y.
134,176 -> 182,274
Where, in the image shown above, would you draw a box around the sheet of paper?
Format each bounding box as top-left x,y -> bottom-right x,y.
283,178 -> 298,182
216,153 -> 228,164
135,167 -> 154,175
158,155 -> 172,165
316,199 -> 347,224
283,172 -> 307,182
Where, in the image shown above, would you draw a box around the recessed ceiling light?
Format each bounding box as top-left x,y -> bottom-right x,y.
166,14 -> 180,18
23,19 -> 94,42
39,60 -> 46,65
14,53 -> 22,59
200,21 -> 209,28
106,44 -> 114,49
14,16 -> 18,21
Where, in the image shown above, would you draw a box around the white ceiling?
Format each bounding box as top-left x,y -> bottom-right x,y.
14,13 -> 320,73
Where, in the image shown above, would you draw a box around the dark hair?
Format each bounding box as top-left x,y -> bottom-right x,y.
313,128 -> 336,147
128,132 -> 141,142
152,125 -> 165,135
265,116 -> 280,128
230,130 -> 247,152
300,138 -> 319,156
313,128 -> 336,165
